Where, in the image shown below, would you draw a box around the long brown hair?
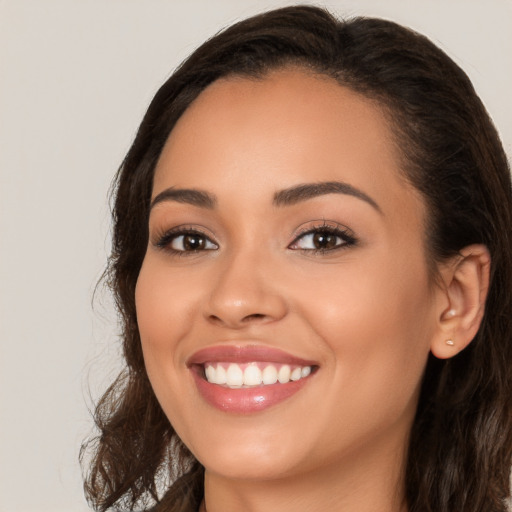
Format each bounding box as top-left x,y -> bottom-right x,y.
81,6 -> 512,511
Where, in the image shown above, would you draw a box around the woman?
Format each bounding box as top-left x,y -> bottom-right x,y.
81,5 -> 512,512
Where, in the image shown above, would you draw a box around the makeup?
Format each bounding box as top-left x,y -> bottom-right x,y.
136,69 -> 438,486
188,345 -> 318,413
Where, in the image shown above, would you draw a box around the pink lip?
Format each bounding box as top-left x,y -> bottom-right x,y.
187,345 -> 317,366
187,345 -> 318,414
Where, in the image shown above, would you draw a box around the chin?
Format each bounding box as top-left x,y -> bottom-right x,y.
182,422 -> 311,481
199,449 -> 303,481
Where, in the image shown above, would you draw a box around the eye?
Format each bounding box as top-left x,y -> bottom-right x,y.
170,233 -> 217,251
156,228 -> 218,254
289,224 -> 356,253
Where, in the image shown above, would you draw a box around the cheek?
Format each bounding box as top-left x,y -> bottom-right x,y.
298,252 -> 433,341
134,257 -> 198,386
136,257 -> 198,343
134,257 -> 204,438
294,253 -> 434,414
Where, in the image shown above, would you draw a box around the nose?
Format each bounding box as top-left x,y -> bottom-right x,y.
204,250 -> 288,329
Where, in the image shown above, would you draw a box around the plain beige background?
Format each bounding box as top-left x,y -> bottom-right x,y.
0,1 -> 510,511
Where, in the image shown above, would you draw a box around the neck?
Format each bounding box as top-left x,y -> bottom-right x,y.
202,433 -> 409,512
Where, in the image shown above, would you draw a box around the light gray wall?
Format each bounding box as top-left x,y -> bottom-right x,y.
0,1 -> 510,510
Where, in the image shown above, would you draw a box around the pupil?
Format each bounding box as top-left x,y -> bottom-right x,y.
313,231 -> 336,249
183,235 -> 205,250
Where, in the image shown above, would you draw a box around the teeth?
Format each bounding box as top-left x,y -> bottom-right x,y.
243,364 -> 262,386
226,363 -> 243,387
262,365 -> 278,385
301,366 -> 311,378
205,364 -> 227,385
216,364 -> 227,384
278,365 -> 291,383
290,367 -> 302,381
204,362 -> 313,387
205,365 -> 216,383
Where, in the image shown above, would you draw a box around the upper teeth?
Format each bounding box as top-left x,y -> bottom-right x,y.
204,362 -> 312,388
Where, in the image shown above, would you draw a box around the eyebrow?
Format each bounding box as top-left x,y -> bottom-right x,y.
151,188 -> 217,210
150,180 -> 381,213
273,181 -> 382,213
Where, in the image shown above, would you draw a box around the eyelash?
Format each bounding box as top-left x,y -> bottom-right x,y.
288,222 -> 357,254
155,226 -> 218,256
154,222 -> 357,256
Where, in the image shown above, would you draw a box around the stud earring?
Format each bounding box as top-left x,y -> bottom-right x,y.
446,339 -> 455,346
445,309 -> 456,318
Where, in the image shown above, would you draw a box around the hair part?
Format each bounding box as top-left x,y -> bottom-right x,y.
81,6 -> 512,512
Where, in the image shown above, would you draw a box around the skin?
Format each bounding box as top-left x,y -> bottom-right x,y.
135,69 -> 488,512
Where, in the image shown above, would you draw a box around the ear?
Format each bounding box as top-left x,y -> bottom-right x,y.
430,244 -> 491,359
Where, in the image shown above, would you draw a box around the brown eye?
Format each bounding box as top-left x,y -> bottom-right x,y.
167,232 -> 217,252
181,234 -> 206,250
289,226 -> 356,253
312,231 -> 338,250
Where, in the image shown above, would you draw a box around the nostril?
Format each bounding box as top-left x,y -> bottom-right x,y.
205,292 -> 288,327
206,312 -> 267,328
242,313 -> 266,322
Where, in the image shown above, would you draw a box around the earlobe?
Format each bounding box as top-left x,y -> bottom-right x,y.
430,244 -> 491,360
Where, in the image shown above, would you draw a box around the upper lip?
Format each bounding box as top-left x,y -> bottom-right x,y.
187,345 -> 318,367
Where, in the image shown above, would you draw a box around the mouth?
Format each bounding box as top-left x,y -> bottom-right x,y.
187,345 -> 318,413
200,361 -> 313,388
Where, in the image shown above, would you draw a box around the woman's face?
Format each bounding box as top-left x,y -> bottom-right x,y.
136,69 -> 442,482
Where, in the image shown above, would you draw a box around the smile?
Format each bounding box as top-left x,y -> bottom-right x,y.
188,345 -> 318,413
204,362 -> 312,387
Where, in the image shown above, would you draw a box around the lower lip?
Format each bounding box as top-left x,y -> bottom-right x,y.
191,370 -> 312,414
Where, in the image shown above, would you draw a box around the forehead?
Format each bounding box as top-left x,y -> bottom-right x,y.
153,68 -> 419,218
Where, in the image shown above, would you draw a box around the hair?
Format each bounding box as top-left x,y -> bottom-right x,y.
81,5 -> 512,512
